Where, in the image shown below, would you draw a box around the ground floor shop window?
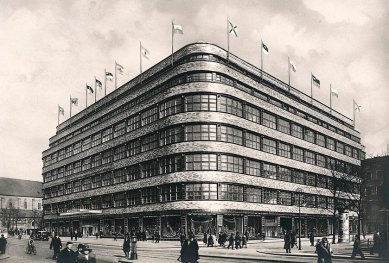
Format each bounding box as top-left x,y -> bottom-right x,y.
161,216 -> 180,238
188,215 -> 216,236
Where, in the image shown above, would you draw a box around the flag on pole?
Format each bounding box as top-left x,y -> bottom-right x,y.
141,45 -> 150,59
354,100 -> 361,111
172,23 -> 184,34
96,78 -> 102,89
331,88 -> 339,98
70,97 -> 78,106
312,74 -> 320,88
289,59 -> 297,72
228,20 -> 238,37
262,41 -> 269,55
116,63 -> 124,75
106,72 -> 113,81
58,105 -> 64,115
86,84 -> 94,94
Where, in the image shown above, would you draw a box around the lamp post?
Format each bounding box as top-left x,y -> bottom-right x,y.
296,188 -> 303,250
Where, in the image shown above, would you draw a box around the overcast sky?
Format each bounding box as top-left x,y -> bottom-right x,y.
0,0 -> 388,182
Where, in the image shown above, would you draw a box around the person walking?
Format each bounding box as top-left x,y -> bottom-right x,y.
316,238 -> 332,263
0,234 -> 7,254
310,231 -> 315,246
50,234 -> 62,260
77,245 -> 97,263
57,242 -> 76,263
207,234 -> 214,247
180,232 -> 186,247
123,235 -> 130,259
284,231 -> 291,253
235,232 -> 242,249
227,233 -> 235,250
370,231 -> 380,255
180,234 -> 199,263
290,231 -> 297,249
74,230 -> 78,241
70,231 -> 74,241
113,231 -> 117,241
202,232 -> 207,245
351,235 -> 365,259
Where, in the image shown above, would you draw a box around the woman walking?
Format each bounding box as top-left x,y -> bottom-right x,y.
122,235 -> 130,259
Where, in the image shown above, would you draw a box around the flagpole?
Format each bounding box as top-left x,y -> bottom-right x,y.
288,56 -> 291,89
115,61 -> 117,90
227,17 -> 229,64
104,68 -> 107,96
261,39 -> 263,80
58,105 -> 60,125
94,77 -> 97,103
70,96 -> 72,117
310,72 -> 313,103
85,83 -> 88,108
140,41 -> 143,73
171,21 -> 174,66
353,99 -> 356,127
330,84 -> 332,111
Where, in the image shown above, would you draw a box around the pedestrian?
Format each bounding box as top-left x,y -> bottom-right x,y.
290,231 -> 297,249
113,231 -> 117,241
207,234 -> 214,247
123,235 -> 130,259
74,230 -> 78,241
95,232 -> 98,239
75,243 -> 85,259
235,232 -> 242,249
351,235 -> 365,259
57,241 -> 76,263
242,234 -> 247,248
180,234 -> 199,263
70,231 -> 74,241
180,232 -> 186,247
370,231 -> 380,255
284,231 -> 291,253
244,230 -> 249,243
221,232 -> 227,247
0,234 -> 7,254
310,232 -> 315,246
316,238 -> 331,263
227,233 -> 235,250
203,232 -> 207,245
50,233 -> 62,260
77,245 -> 96,263
155,230 -> 160,243
322,237 -> 332,263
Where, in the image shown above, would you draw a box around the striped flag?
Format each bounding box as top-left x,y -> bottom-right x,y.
354,101 -> 361,111
172,23 -> 183,34
106,72 -> 113,81
228,20 -> 238,37
86,84 -> 94,94
58,105 -> 64,115
141,45 -> 150,59
262,41 -> 269,55
312,74 -> 320,88
116,63 -> 124,75
96,78 -> 102,89
70,97 -> 78,106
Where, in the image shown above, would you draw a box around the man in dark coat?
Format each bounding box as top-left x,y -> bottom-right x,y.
57,242 -> 76,263
235,232 -> 242,249
50,234 -> 62,260
351,235 -> 365,259
180,235 -> 199,263
284,231 -> 291,253
309,232 -> 315,246
0,234 -> 7,254
227,233 -> 235,249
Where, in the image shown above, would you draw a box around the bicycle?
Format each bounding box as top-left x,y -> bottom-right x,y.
25,244 -> 37,255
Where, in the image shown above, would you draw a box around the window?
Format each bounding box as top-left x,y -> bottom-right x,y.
246,132 -> 261,150
65,164 -> 73,176
65,146 -> 72,158
246,159 -> 261,177
262,189 -> 277,204
161,184 -> 182,202
160,97 -> 182,118
141,134 -> 159,152
185,154 -> 217,171
102,173 -> 114,186
58,167 -> 64,178
245,105 -> 260,124
82,137 -> 92,151
262,138 -> 277,155
91,196 -> 101,209
246,187 -> 261,203
220,126 -> 243,145
128,165 -> 141,181
185,183 -> 217,200
352,148 -> 359,159
186,94 -> 217,112
24,199 -> 27,209
102,150 -> 113,164
187,72 -> 214,82
292,170 -> 305,185
336,141 -> 344,154
161,155 -> 182,174
73,142 -> 81,155
277,119 -> 290,134
114,169 -> 127,184
327,138 -> 335,151
64,183 -> 73,194
279,192 -> 292,205
114,121 -> 126,138
141,160 -> 159,178
306,174 -> 316,186
219,96 -> 243,117
304,194 -> 316,208
114,192 -> 127,207
279,167 -> 292,182
304,129 -> 315,143
305,151 -> 316,165
316,133 -> 325,147
114,144 -> 127,161
128,140 -> 141,156
82,178 -> 92,191
58,149 -> 65,161
220,155 -> 244,173
317,154 -> 326,168
218,184 -> 243,201
160,126 -> 182,145
278,142 -> 291,158
141,188 -> 159,204
82,158 -> 91,171
291,124 -> 303,139
91,154 -> 101,168
73,161 -> 81,173
262,112 -> 277,129
317,176 -> 327,188
318,196 -> 327,208
292,147 -> 304,162
263,163 -> 277,179
98,128 -> 111,143
141,106 -> 158,126
82,199 -> 91,210
102,195 -> 113,208
74,180 -> 82,192
345,145 -> 352,157
91,133 -> 101,147
185,124 -> 217,141
127,115 -> 140,132
127,191 -> 141,206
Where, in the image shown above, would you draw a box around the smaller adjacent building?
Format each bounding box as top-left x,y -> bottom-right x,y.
0,177 -> 43,234
361,155 -> 389,234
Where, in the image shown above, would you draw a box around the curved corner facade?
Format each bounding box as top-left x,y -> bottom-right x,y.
42,43 -> 364,239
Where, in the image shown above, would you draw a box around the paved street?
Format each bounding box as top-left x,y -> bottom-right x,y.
0,235 -> 386,263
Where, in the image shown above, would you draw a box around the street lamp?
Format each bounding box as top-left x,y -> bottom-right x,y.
296,187 -> 303,250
